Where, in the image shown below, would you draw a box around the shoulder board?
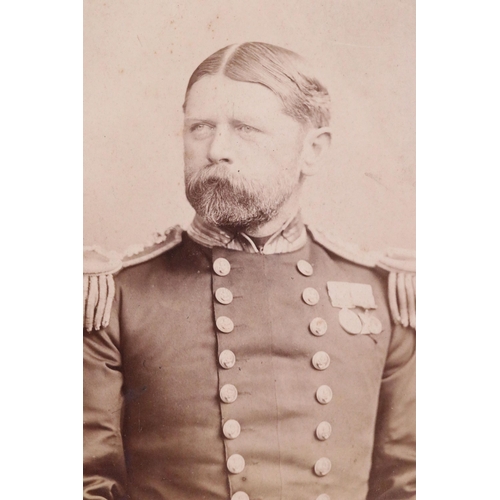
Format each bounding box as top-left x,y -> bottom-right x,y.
308,225 -> 416,329
308,226 -> 382,267
83,225 -> 183,331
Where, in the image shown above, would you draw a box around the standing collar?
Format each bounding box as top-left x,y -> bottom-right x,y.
187,212 -> 307,254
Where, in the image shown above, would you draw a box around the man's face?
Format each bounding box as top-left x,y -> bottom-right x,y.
183,74 -> 307,231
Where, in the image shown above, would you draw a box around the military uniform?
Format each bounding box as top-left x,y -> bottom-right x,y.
83,214 -> 416,500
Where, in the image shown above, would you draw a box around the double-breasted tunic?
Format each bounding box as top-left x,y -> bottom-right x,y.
84,228 -> 415,500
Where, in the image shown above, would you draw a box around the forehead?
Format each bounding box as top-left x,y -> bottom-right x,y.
184,75 -> 289,123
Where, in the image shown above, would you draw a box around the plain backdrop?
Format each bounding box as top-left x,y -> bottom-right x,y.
84,0 -> 415,253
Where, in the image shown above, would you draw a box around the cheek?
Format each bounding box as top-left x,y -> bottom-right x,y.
183,140 -> 205,167
260,138 -> 303,171
236,147 -> 300,183
235,146 -> 273,177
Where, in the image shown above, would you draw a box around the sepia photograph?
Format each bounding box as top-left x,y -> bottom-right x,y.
83,2 -> 416,499
5,2 -> 500,499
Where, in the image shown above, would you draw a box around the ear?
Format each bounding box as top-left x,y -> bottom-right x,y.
300,127 -> 332,176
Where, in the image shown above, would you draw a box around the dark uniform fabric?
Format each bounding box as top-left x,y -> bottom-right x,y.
83,230 -> 416,500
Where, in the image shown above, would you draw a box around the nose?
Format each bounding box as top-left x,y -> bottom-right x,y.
208,126 -> 233,164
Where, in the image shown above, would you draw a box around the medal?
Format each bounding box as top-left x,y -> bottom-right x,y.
357,310 -> 372,334
356,310 -> 383,335
328,281 -> 383,335
368,315 -> 382,334
338,308 -> 362,334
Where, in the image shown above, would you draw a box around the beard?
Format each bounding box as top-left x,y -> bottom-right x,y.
185,163 -> 300,232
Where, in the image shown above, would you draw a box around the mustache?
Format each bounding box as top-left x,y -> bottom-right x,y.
194,163 -> 239,180
186,163 -> 262,193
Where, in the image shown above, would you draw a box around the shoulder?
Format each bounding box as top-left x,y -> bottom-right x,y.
307,225 -> 416,329
83,226 -> 184,331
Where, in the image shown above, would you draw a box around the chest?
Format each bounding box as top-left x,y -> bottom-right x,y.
117,242 -> 392,499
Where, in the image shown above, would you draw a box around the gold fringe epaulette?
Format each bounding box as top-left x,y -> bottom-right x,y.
83,226 -> 183,331
308,226 -> 416,329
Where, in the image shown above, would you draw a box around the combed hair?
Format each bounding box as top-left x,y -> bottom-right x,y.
183,42 -> 331,127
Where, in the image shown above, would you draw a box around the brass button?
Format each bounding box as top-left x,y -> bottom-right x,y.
312,351 -> 330,371
231,493 -> 250,500
227,453 -> 245,474
316,385 -> 333,405
297,259 -> 313,276
216,316 -> 234,333
219,349 -> 236,369
302,287 -> 320,306
215,287 -> 233,305
309,317 -> 328,336
223,419 -> 241,439
316,421 -> 332,441
220,384 -> 238,403
213,257 -> 231,276
314,457 -> 332,477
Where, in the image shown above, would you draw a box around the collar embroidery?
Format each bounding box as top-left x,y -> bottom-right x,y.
187,213 -> 307,254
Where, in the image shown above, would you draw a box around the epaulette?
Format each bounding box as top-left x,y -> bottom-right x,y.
308,226 -> 416,329
83,225 -> 183,332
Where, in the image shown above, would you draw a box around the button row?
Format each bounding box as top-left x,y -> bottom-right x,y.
298,260 -> 333,487
213,259 -> 246,489
299,260 -> 332,485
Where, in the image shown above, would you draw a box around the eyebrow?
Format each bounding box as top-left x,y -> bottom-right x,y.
184,118 -> 217,125
231,118 -> 259,126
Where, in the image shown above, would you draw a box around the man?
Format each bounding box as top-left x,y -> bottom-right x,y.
84,42 -> 416,500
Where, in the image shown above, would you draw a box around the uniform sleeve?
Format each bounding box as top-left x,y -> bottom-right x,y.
83,291 -> 127,500
367,324 -> 416,500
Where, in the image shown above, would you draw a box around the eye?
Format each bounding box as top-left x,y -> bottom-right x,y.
236,124 -> 258,135
189,123 -> 214,139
